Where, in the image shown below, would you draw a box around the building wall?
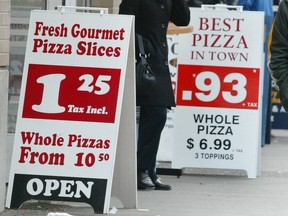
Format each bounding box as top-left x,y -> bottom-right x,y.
0,0 -> 10,67
0,0 -> 10,212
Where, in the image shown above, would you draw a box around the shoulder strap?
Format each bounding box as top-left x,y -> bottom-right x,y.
137,34 -> 146,56
137,34 -> 149,65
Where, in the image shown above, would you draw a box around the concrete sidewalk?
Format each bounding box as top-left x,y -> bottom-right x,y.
1,130 -> 288,216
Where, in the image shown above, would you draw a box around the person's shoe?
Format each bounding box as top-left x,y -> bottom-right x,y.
137,171 -> 155,190
154,179 -> 172,190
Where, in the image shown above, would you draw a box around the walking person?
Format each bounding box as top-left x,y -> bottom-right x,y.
119,0 -> 190,190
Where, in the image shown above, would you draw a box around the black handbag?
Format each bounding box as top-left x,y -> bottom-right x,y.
136,34 -> 156,96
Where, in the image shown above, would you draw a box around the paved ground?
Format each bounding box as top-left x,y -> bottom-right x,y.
1,130 -> 288,216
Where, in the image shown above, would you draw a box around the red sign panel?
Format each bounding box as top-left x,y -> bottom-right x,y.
23,64 -> 120,123
176,65 -> 260,110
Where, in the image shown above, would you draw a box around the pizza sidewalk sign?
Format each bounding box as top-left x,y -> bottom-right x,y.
173,7 -> 264,178
6,9 -> 137,213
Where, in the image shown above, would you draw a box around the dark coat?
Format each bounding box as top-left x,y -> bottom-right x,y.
119,0 -> 190,107
268,0 -> 288,111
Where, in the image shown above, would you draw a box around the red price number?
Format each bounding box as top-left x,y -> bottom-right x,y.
75,152 -> 110,167
176,65 -> 260,109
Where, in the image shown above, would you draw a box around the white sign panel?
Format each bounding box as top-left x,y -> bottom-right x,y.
157,34 -> 178,161
172,9 -> 264,178
6,10 -> 135,213
158,25 -> 193,162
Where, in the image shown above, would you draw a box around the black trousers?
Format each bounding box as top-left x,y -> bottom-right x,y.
137,106 -> 167,181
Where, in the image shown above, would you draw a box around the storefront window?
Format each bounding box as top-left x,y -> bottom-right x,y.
8,0 -> 44,133
8,0 -> 91,133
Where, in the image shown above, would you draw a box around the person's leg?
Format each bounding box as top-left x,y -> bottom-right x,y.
148,158 -> 172,190
137,106 -> 167,170
148,159 -> 157,183
137,106 -> 167,189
